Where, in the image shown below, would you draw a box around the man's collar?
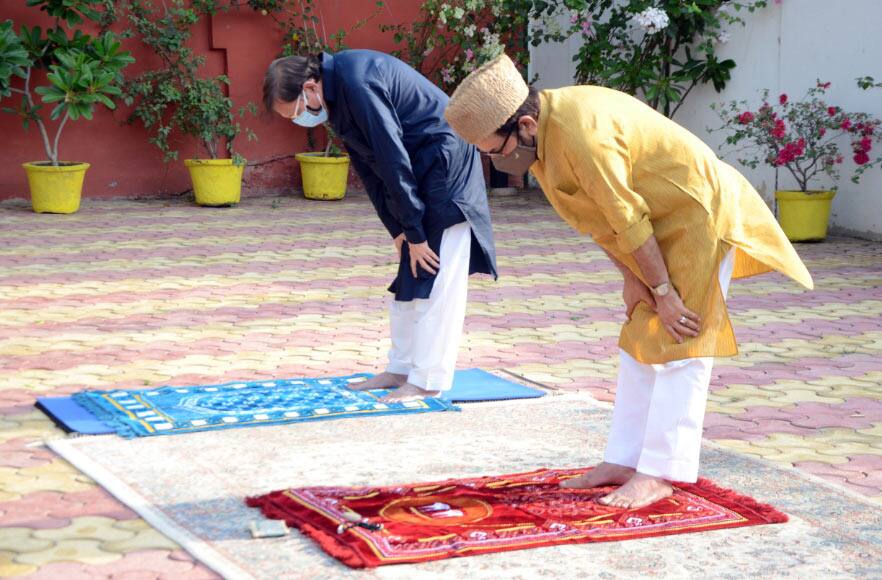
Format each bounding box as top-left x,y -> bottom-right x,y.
320,52 -> 336,103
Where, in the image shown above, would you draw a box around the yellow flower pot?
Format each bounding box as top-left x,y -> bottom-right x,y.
184,159 -> 244,207
296,152 -> 350,200
775,190 -> 836,242
23,161 -> 90,214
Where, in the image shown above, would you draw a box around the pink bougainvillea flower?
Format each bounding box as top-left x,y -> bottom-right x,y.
818,127 -> 827,137
854,151 -> 870,165
836,155 -> 844,164
817,81 -> 831,89
464,48 -> 474,61
859,136 -> 873,152
827,106 -> 837,116
581,20 -> 593,35
771,119 -> 787,139
779,93 -> 788,105
841,118 -> 853,130
775,139 -> 806,165
738,111 -> 754,124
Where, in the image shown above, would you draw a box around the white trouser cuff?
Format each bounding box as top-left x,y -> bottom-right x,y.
384,362 -> 412,376
636,449 -> 699,483
407,369 -> 453,392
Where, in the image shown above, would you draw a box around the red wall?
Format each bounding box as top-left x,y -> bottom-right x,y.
1,1 -> 422,200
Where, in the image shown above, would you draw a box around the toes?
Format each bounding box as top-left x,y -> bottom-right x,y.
598,493 -> 616,506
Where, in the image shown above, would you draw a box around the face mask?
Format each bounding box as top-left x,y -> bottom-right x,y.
292,90 -> 328,128
491,135 -> 537,176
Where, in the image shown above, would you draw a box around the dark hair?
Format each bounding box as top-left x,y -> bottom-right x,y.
495,86 -> 540,135
263,54 -> 322,112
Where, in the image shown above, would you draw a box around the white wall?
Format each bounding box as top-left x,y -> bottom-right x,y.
529,1 -> 882,239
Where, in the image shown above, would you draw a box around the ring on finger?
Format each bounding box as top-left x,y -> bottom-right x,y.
678,315 -> 688,325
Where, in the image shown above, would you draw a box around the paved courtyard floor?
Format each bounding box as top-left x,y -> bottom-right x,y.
1,192 -> 881,578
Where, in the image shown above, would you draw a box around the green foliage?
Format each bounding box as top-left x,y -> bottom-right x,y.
124,0 -> 257,161
857,76 -> 882,91
2,2 -> 133,165
381,0 -> 560,93
387,1 -> 766,116
25,0 -> 103,27
560,0 -> 768,117
40,32 -> 132,117
0,21 -> 30,99
25,0 -> 120,30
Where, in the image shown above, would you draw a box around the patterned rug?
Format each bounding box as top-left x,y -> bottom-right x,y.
247,467 -> 787,568
47,395 -> 882,578
72,374 -> 456,437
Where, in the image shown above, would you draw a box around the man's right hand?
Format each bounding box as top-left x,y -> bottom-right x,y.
623,273 -> 657,321
393,233 -> 406,259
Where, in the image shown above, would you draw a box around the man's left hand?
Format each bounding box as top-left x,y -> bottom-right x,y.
408,241 -> 440,277
655,289 -> 701,344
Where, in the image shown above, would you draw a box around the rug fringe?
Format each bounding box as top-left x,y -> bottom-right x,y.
684,477 -> 789,523
246,492 -> 370,569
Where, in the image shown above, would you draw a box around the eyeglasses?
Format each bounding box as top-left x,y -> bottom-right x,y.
487,126 -> 516,157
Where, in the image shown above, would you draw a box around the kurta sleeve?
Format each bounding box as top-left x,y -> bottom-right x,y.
566,136 -> 653,254
346,72 -> 427,244
348,151 -> 403,238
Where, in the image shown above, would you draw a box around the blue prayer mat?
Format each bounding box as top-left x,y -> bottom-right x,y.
72,374 -> 458,438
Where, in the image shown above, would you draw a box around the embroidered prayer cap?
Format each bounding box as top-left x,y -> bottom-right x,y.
445,53 -> 529,145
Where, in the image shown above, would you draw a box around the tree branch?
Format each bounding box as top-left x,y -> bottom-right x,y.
670,78 -> 698,118
22,67 -> 53,163
51,110 -> 70,166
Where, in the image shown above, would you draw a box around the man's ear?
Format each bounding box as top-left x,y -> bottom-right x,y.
519,115 -> 539,136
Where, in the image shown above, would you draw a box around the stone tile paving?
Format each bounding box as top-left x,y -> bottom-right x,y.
0,192 -> 880,577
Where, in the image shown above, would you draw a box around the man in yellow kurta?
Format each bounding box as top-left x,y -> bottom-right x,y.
445,54 -> 813,508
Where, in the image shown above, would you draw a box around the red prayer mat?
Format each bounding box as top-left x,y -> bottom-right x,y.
246,467 -> 788,568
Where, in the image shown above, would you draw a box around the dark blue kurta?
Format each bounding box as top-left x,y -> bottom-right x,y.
321,50 -> 497,301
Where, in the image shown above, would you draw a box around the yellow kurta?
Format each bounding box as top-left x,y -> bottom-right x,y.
531,86 -> 813,364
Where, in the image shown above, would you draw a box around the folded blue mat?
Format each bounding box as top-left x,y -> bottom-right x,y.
36,396 -> 114,435
442,368 -> 546,402
36,369 -> 544,436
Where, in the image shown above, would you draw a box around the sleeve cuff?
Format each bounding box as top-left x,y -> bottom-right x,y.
378,216 -> 403,239
615,215 -> 653,254
403,225 -> 427,244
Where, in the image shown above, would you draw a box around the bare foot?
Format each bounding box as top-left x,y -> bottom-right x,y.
379,383 -> 441,402
598,472 -> 673,509
559,462 -> 635,489
348,372 -> 407,391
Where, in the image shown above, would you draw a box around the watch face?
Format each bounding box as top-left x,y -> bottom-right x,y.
655,283 -> 670,296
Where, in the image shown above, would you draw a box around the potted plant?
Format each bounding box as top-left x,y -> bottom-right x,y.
711,81 -> 882,241
295,125 -> 350,200
2,2 -> 133,214
124,0 -> 256,207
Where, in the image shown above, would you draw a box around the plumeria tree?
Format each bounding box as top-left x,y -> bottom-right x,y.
711,82 -> 882,191
2,1 -> 133,166
383,0 -> 768,116
562,0 -> 770,118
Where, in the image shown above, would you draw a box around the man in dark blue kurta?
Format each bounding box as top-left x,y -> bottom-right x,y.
263,50 -> 497,401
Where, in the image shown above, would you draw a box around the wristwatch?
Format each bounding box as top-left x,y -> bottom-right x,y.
650,281 -> 671,297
